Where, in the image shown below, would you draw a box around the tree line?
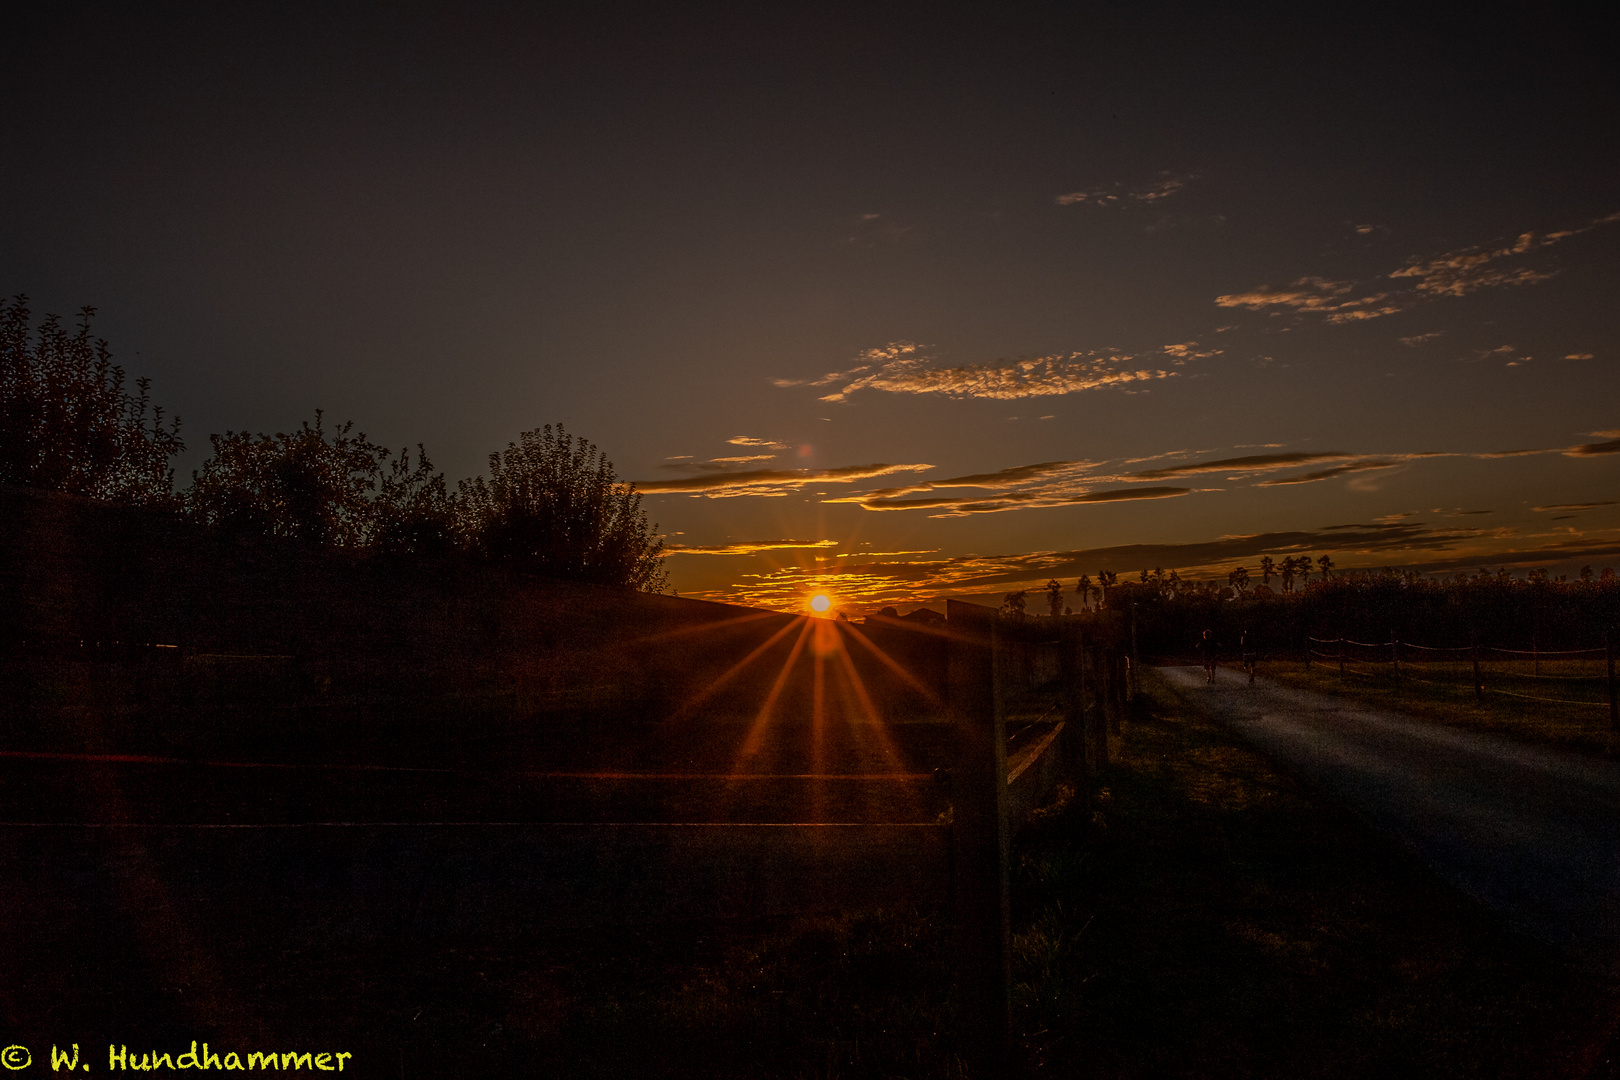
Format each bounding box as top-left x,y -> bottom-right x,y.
1,297 -> 667,591
1002,565 -> 1620,658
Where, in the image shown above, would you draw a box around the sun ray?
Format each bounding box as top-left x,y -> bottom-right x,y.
621,608 -> 784,648
730,616 -> 816,772
828,629 -> 927,818
839,620 -> 947,708
810,621 -> 828,822
660,614 -> 804,722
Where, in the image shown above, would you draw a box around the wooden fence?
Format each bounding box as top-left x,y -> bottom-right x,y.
1307,634 -> 1620,727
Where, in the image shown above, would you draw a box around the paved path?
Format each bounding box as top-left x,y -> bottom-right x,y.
1158,665 -> 1620,976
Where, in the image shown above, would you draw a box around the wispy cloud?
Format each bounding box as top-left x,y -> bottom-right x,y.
1533,502 -> 1616,513
1160,341 -> 1223,363
660,454 -> 779,472
1055,173 -> 1190,207
663,539 -> 840,556
1474,447 -> 1559,459
842,460 -> 1099,502
634,463 -> 933,498
1400,331 -> 1444,346
1390,212 -> 1620,297
843,485 -> 1194,518
778,341 -> 1178,402
1217,210 -> 1620,326
1130,451 -> 1358,481
1255,460 -> 1402,486
1565,437 -> 1620,457
727,436 -> 789,449
828,456 -> 1201,517
1214,277 -> 1400,321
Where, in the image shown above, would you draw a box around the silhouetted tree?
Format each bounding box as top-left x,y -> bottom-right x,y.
1044,579 -> 1064,617
1098,570 -> 1118,606
1075,574 -> 1094,611
1001,589 -> 1028,619
371,443 -> 458,556
188,411 -> 395,546
1259,556 -> 1275,586
1317,554 -> 1334,580
458,424 -> 667,591
0,297 -> 182,504
1228,565 -> 1250,593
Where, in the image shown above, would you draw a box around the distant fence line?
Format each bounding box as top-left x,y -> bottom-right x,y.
1305,634 -> 1620,727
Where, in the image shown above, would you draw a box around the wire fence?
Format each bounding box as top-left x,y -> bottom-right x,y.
1305,634 -> 1620,726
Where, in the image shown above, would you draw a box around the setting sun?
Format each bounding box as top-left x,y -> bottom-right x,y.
809,594 -> 831,613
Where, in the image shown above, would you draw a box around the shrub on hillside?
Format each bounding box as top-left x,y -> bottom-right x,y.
0,297 -> 182,504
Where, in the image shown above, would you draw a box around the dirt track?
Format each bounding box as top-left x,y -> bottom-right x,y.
1158,665 -> 1620,977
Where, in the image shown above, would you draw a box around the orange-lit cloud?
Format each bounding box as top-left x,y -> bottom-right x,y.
663,539 -> 841,555
1533,502 -> 1616,512
1255,460 -> 1402,486
1214,277 -> 1400,319
840,486 -> 1193,517
1130,451 -> 1358,480
687,518 -> 1578,611
1565,437 -> 1620,457
634,462 -> 933,497
777,341 -> 1177,402
1215,210 -> 1620,327
836,460 -> 1099,502
1160,341 -> 1223,362
1385,212 -> 1620,297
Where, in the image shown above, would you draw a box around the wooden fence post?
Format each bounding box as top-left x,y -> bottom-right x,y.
1607,630 -> 1617,731
1128,598 -> 1140,699
1060,620 -> 1087,780
1090,640 -> 1110,768
944,599 -> 1010,1070
1472,636 -> 1484,703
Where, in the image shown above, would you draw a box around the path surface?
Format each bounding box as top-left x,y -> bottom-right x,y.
1159,665 -> 1620,976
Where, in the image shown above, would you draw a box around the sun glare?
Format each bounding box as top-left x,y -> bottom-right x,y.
809,593 -> 832,614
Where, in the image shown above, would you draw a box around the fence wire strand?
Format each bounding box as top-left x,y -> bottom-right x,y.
1300,635 -> 1614,710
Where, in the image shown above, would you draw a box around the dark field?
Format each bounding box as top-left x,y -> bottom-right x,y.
0,716 -> 957,825
9,669 -> 1617,1078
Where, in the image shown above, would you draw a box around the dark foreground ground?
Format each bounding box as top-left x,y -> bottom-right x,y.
7,671 -> 1618,1078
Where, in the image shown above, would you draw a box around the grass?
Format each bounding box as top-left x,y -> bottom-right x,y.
13,671 -> 1619,1077
1011,668 -> 1620,1077
1245,658 -> 1620,759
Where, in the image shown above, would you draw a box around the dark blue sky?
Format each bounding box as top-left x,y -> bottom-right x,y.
6,4 -> 1618,609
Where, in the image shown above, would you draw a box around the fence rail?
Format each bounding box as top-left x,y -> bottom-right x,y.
1305,633 -> 1620,727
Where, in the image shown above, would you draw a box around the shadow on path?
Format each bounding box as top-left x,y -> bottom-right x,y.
1159,665 -> 1620,978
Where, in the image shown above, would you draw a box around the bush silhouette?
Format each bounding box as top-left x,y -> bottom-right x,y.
458,424 -> 667,591
0,297 -> 182,504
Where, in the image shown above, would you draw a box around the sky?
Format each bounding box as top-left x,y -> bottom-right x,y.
4,3 -> 1618,614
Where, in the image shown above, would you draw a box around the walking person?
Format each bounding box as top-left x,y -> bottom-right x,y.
1197,629 -> 1217,683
